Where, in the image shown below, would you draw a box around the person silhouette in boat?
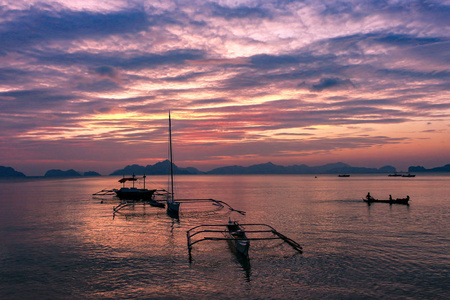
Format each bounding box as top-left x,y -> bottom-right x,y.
389,195 -> 393,201
366,192 -> 373,201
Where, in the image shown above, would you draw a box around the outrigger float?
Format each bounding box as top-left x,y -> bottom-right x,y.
187,220 -> 303,259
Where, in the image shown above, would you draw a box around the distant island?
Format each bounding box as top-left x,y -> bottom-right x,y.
409,164 -> 450,172
83,171 -> 102,177
45,169 -> 82,177
110,160 -> 202,175
0,167 -> 101,178
1,162 -> 450,178
0,166 -> 26,178
206,162 -> 395,175
43,169 -> 102,177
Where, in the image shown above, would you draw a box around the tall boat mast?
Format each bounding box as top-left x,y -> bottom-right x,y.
166,110 -> 180,216
169,110 -> 174,202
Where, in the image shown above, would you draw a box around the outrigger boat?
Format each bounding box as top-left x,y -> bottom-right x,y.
225,219 -> 250,256
92,173 -> 166,211
93,174 -> 158,201
113,174 -> 157,200
95,112 -> 246,217
187,221 -> 302,259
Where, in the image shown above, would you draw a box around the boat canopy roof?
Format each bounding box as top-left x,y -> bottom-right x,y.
118,177 -> 138,183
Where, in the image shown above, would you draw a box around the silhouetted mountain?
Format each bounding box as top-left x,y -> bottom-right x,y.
83,171 -> 102,176
379,166 -> 397,173
207,165 -> 247,175
110,160 -> 203,175
310,162 -> 350,173
45,169 -> 81,177
409,164 -> 450,172
0,166 -> 26,177
207,162 -> 396,174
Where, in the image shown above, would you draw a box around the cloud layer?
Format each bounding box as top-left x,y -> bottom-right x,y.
1,0 -> 449,175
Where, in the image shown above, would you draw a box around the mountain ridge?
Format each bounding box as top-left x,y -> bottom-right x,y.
1,163 -> 450,177
207,162 -> 395,175
408,164 -> 450,172
110,160 -> 204,175
0,166 -> 26,177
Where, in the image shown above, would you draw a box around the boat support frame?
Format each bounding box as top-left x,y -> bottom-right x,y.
186,223 -> 302,258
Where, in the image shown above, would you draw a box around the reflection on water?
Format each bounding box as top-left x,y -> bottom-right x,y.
229,248 -> 252,282
1,174 -> 449,299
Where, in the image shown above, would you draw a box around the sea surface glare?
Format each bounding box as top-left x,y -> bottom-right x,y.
1,174 -> 449,299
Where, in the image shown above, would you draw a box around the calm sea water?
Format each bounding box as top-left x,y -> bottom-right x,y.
1,174 -> 449,299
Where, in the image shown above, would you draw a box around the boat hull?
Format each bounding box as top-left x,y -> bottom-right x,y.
225,223 -> 250,256
114,188 -> 156,200
363,198 -> 409,205
167,201 -> 180,216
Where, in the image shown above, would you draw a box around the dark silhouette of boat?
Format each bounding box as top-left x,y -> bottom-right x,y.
187,221 -> 302,260
113,174 -> 157,200
224,219 -> 250,256
101,112 -> 246,217
338,174 -> 350,177
364,193 -> 410,205
388,173 -> 402,177
402,173 -> 416,177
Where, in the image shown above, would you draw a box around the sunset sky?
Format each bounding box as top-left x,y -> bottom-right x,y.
1,0 -> 449,175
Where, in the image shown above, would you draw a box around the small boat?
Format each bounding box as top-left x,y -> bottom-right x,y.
338,174 -> 350,177
225,219 -> 250,256
113,174 -> 156,200
402,173 -> 416,177
388,173 -> 402,177
363,195 -> 410,205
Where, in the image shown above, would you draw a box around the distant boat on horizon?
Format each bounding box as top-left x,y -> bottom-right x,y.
338,174 -> 350,177
402,173 -> 416,177
388,172 -> 402,177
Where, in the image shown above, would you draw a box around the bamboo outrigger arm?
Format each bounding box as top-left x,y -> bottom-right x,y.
186,223 -> 303,256
174,198 -> 246,215
113,202 -> 131,213
92,189 -> 115,195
